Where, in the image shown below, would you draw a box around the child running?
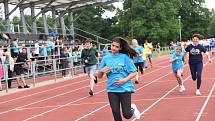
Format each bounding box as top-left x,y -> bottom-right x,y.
170,47 -> 185,92
132,39 -> 144,84
185,34 -> 212,96
97,37 -> 141,121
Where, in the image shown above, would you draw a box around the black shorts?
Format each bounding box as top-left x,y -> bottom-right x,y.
14,65 -> 24,75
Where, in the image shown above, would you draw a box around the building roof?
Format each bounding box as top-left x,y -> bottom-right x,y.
0,0 -> 119,11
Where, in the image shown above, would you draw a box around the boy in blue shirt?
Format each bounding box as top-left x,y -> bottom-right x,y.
170,47 -> 185,92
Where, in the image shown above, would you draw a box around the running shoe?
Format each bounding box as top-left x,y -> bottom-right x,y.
135,80 -> 139,84
196,90 -> 201,96
89,90 -> 94,96
131,104 -> 141,119
179,85 -> 186,92
24,85 -> 30,88
18,86 -> 23,89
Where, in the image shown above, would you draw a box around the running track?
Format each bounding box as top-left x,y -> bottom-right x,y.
0,55 -> 214,121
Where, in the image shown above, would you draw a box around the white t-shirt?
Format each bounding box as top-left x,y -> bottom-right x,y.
34,43 -> 40,55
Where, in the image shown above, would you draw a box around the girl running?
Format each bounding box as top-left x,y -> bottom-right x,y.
185,34 -> 212,96
97,37 -> 141,121
132,39 -> 144,84
170,47 -> 185,92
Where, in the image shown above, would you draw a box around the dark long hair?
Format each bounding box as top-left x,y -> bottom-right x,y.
112,37 -> 138,59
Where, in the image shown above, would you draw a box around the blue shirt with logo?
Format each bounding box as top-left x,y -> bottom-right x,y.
98,53 -> 137,93
170,53 -> 184,72
133,45 -> 144,63
185,44 -> 206,64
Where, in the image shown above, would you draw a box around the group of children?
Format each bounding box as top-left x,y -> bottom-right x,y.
170,34 -> 212,95
95,33 -> 213,121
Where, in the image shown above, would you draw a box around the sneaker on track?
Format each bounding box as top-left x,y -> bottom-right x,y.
131,104 -> 141,119
196,90 -> 201,96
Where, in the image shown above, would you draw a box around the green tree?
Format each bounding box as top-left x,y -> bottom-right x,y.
208,9 -> 215,35
117,0 -> 180,45
179,0 -> 210,40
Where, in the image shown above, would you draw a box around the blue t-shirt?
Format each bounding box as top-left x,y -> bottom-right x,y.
98,53 -> 137,93
170,53 -> 184,72
133,45 -> 144,63
185,44 -> 206,64
11,41 -> 19,53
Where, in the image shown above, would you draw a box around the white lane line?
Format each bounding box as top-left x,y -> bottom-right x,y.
74,104 -> 109,121
74,72 -> 173,121
22,89 -> 106,121
0,62 -> 170,116
0,62 -> 169,106
16,95 -> 215,111
0,81 -> 106,115
23,55 -> 198,121
195,82 -> 215,121
132,60 -> 212,121
0,77 -> 89,105
131,75 -> 191,121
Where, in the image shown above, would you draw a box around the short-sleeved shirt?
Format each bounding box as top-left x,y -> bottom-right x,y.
133,45 -> 144,63
98,53 -> 137,93
170,53 -> 184,72
185,44 -> 206,64
144,43 -> 153,54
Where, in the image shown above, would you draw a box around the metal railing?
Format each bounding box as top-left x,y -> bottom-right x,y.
0,45 -> 171,93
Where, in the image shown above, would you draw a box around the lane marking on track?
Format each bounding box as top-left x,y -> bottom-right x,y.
16,95 -> 215,111
195,81 -> 215,121
19,56 -> 209,120
22,89 -> 106,121
74,71 -> 173,121
0,77 -> 90,105
0,82 -> 107,115
0,56 -> 172,119
0,64 -> 170,116
132,60 -> 213,121
71,56 -> 201,121
131,75 -> 191,121
0,61 -> 170,106
21,70 -> 173,121
0,62 -> 171,116
55,56 -> 210,121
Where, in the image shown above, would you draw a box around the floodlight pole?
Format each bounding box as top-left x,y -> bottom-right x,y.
178,16 -> 182,41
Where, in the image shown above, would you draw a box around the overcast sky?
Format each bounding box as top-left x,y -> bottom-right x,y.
1,0 -> 215,19
103,0 -> 215,18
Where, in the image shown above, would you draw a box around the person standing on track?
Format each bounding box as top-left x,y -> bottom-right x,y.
170,47 -> 185,92
97,37 -> 141,121
185,34 -> 212,96
131,39 -> 144,84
